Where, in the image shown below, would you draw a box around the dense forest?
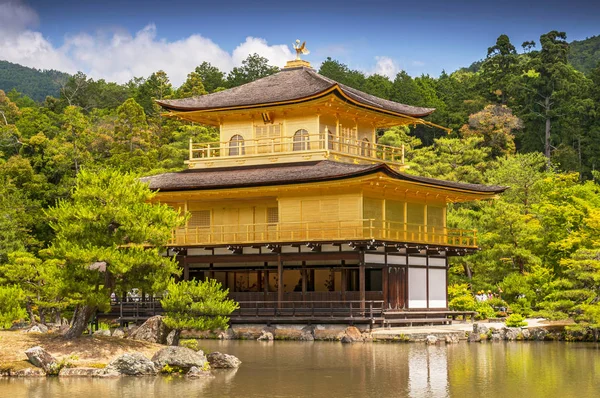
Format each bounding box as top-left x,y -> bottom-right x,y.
1,30 -> 600,336
0,61 -> 69,102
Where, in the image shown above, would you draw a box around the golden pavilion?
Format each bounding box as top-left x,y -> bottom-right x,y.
143,50 -> 505,324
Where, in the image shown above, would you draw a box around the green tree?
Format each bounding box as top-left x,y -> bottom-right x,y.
161,278 -> 239,345
408,136 -> 492,183
194,62 -> 226,93
175,71 -> 207,99
227,54 -> 279,88
44,168 -> 184,338
480,34 -> 518,104
0,285 -> 27,329
113,98 -> 149,153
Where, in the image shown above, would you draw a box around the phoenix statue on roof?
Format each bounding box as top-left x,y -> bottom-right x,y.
293,39 -> 310,60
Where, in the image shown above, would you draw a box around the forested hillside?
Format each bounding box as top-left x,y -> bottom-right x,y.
569,35 -> 600,74
2,30 -> 600,336
0,61 -> 69,102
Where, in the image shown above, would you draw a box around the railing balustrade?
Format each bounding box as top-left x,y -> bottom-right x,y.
188,134 -> 405,165
169,219 -> 477,247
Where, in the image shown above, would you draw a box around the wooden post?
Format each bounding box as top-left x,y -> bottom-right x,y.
382,265 -> 389,309
277,254 -> 283,309
359,251 -> 366,312
209,263 -> 214,280
301,262 -> 307,301
263,262 -> 269,300
183,263 -> 190,281
341,260 -> 347,302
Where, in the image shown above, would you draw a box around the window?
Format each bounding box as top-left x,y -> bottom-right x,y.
255,124 -> 281,153
360,138 -> 370,156
189,210 -> 211,228
267,207 -> 279,225
293,129 -> 310,151
229,134 -> 245,156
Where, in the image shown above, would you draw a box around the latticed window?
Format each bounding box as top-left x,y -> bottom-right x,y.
255,124 -> 281,153
229,134 -> 245,156
189,210 -> 211,228
267,207 -> 279,225
293,129 -> 310,151
255,124 -> 281,140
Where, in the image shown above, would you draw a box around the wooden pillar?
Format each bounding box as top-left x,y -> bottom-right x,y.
209,263 -> 214,280
183,262 -> 190,281
277,254 -> 283,309
382,266 -> 389,309
301,263 -> 307,300
359,251 -> 366,312
257,270 -> 262,293
341,260 -> 346,302
263,262 -> 269,299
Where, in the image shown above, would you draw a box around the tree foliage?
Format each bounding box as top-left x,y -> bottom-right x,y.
43,168 -> 184,338
161,278 -> 239,344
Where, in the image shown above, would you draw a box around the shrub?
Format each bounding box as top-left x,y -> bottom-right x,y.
509,297 -> 533,317
448,284 -> 476,312
179,339 -> 200,351
474,302 -> 496,320
505,313 -> 528,327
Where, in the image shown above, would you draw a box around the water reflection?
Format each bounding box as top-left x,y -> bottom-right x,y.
1,341 -> 600,398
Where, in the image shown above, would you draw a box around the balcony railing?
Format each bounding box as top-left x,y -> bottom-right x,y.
169,219 -> 477,248
189,133 -> 405,166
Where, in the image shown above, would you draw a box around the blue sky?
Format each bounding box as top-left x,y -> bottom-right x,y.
1,0 -> 599,85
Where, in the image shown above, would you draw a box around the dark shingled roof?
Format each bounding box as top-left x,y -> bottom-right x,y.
141,161 -> 507,194
156,67 -> 435,118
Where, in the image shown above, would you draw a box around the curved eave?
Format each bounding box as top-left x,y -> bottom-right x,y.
144,162 -> 507,197
157,84 -> 436,120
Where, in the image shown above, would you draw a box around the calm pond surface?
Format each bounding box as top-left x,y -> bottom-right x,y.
2,340 -> 600,398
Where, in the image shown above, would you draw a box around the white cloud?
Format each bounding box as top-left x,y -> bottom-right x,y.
0,1 -> 295,86
371,56 -> 401,79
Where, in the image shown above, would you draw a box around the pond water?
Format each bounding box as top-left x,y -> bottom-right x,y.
1,340 -> 599,398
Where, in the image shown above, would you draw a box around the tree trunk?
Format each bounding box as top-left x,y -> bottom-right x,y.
170,329 -> 181,346
463,263 -> 473,280
39,309 -> 46,325
26,299 -> 35,325
544,96 -> 552,162
63,305 -> 97,339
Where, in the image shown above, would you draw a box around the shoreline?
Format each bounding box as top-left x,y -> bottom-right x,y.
0,319 -> 588,378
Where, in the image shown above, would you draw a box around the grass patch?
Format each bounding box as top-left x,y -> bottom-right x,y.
0,360 -> 35,372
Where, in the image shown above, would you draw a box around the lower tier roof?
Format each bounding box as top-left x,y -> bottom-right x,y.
141,160 -> 506,195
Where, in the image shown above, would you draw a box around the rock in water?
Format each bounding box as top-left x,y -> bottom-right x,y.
445,335 -> 460,344
105,353 -> 157,375
206,352 -> 241,369
128,316 -> 171,344
59,367 -> 111,377
340,326 -> 363,343
257,331 -> 274,341
10,367 -> 46,377
25,346 -> 59,374
152,346 -> 208,370
187,366 -> 214,378
426,335 -> 438,345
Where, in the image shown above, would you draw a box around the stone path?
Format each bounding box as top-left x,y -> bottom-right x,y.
371,318 -> 549,342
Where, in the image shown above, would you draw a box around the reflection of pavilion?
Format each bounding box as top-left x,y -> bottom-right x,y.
140,47 -> 505,324
409,346 -> 448,397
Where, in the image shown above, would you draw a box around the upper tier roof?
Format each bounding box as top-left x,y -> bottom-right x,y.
141,160 -> 506,195
156,67 -> 435,118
